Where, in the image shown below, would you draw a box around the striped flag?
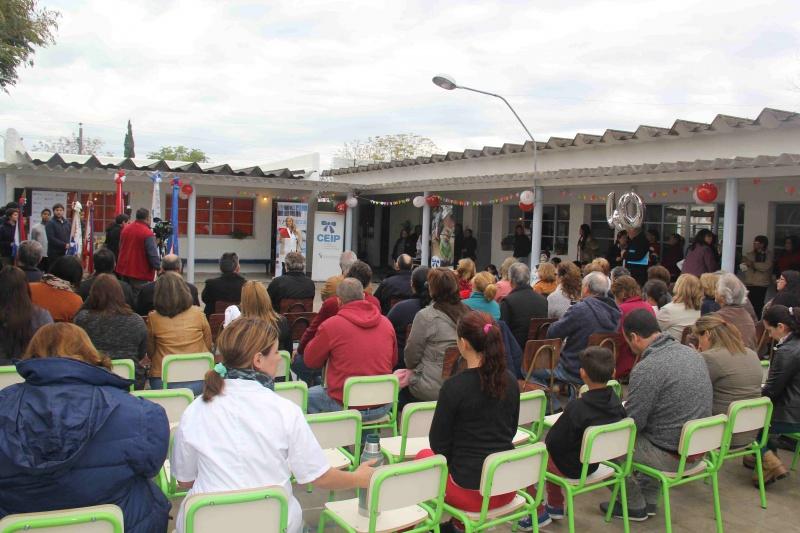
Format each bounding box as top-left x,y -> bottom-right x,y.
11,195 -> 27,258
82,202 -> 95,272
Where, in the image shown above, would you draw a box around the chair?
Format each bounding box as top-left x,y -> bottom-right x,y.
514,390 -> 547,446
274,381 -> 308,412
0,504 -> 124,533
755,321 -> 774,359
161,352 -> 214,389
760,360 -> 770,384
715,397 -> 773,509
307,410 -> 363,500
550,418 -> 637,533
519,339 -> 565,399
208,313 -> 225,343
382,401 -> 436,463
587,332 -> 622,360
132,388 -> 194,427
628,414 -> 727,533
214,300 -> 238,314
0,365 -> 24,391
789,433 -> 800,471
443,443 -> 549,533
286,312 -> 316,342
110,359 -> 136,391
527,318 -> 557,341
578,380 -> 623,400
318,454 -> 448,533
276,350 -> 292,381
442,346 -> 463,379
279,297 -> 313,313
181,486 -> 289,533
342,375 -> 400,435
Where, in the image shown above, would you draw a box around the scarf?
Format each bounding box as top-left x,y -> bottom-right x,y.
215,363 -> 274,391
41,274 -> 74,292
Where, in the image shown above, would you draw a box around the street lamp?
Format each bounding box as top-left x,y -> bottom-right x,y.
432,73 -> 542,277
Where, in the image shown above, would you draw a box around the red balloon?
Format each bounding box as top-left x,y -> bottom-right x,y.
181,183 -> 194,196
519,202 -> 533,212
696,182 -> 718,203
335,202 -> 347,213
425,195 -> 440,208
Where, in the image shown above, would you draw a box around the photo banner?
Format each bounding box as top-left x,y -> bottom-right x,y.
275,201 -> 308,276
310,211 -> 345,281
32,190 -> 68,221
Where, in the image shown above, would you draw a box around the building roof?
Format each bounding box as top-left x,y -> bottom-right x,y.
323,107 -> 800,176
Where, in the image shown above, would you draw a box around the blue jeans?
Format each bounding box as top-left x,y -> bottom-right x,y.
528,364 -> 583,411
759,421 -> 800,455
307,385 -> 391,422
291,352 -> 322,387
148,377 -> 204,397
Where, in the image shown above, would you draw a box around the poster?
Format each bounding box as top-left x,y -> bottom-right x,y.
430,204 -> 455,267
275,202 -> 308,276
310,212 -> 345,281
32,190 -> 68,220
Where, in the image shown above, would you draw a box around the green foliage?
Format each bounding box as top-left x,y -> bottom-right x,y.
0,0 -> 60,91
336,133 -> 439,166
123,119 -> 135,158
146,145 -> 208,163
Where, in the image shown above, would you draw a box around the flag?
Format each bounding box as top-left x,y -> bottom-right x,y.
68,202 -> 83,257
168,176 -> 180,255
82,202 -> 95,272
114,170 -> 126,215
11,195 -> 27,258
150,171 -> 162,223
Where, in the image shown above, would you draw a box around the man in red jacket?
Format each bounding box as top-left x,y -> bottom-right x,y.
116,208 -> 161,294
305,278 -> 397,421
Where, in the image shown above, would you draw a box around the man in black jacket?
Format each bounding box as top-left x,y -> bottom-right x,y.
201,252 -> 247,316
267,252 -> 315,312
45,203 -> 71,259
500,262 -> 548,351
104,213 -> 129,260
374,254 -> 414,314
622,226 -> 650,287
78,248 -> 136,307
135,254 -> 199,315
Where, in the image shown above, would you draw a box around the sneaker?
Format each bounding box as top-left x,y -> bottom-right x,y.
517,510 -> 552,531
599,501 -> 649,522
545,504 -> 565,520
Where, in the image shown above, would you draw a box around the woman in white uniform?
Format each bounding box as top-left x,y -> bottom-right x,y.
172,317 -> 375,533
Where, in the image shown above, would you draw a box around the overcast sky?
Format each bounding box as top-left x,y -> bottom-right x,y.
2,0 -> 800,169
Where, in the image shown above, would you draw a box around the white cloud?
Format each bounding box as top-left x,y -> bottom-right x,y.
2,0 -> 800,169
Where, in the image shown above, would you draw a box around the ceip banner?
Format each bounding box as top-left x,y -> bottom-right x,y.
310,211 -> 345,281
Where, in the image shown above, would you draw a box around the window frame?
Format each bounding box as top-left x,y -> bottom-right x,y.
166,194 -> 255,238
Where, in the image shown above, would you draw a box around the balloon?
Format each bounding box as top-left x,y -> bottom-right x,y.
335,202 -> 347,214
412,195 -> 426,208
179,192 -> 189,201
606,191 -> 645,231
519,201 -> 533,212
345,196 -> 358,208
695,182 -> 718,204
181,183 -> 194,196
426,195 -> 440,208
519,190 -> 534,205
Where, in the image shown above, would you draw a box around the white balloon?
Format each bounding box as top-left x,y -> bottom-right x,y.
520,190 -> 534,205
413,195 -> 426,208
345,197 -> 358,208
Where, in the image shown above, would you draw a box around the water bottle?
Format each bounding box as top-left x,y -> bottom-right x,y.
358,434 -> 384,517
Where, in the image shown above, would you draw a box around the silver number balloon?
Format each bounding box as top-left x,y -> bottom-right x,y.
606,191 -> 645,231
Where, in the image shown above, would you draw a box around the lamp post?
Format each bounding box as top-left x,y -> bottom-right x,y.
432,74 -> 542,278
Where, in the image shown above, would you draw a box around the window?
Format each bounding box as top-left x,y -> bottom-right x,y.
166,195 -> 254,237
66,191 -> 129,233
775,203 -> 800,251
507,204 -> 570,255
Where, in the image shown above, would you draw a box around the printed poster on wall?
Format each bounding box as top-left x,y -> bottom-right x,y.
275,202 -> 308,276
431,204 -> 455,267
311,212 -> 345,282
32,190 -> 68,221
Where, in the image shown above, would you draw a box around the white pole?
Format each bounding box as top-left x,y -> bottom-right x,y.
345,193 -> 354,251
530,185 -> 543,280
421,191 -> 431,266
721,178 -> 738,273
187,188 -> 196,283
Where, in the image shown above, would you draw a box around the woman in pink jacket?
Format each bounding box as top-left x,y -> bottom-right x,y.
681,229 -> 719,277
610,275 -> 655,378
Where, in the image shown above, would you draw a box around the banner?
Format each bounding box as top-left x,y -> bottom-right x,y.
431,204 -> 455,267
310,211 -> 345,282
32,190 -> 68,221
275,202 -> 308,276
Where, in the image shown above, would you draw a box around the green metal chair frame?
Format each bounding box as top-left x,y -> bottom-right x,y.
342,374 -> 400,435
516,390 -> 547,445
306,410 -> 363,500
110,359 -> 136,391
549,418 -> 637,533
182,486 -> 289,533
161,352 -> 214,389
786,433 -> 800,471
274,381 -> 308,413
443,443 -> 549,533
381,401 -> 437,464
132,388 -> 195,427
277,350 -> 292,381
0,504 -> 124,533
577,380 -> 622,400
627,414 -> 727,533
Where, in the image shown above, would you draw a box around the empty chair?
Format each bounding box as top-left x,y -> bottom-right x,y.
132,388 -> 194,428
382,401 -> 437,463
342,375 -> 400,435
180,486 -> 288,533
274,381 -> 308,413
161,352 -> 214,390
514,390 -> 547,445
0,365 -> 23,390
0,504 -> 124,533
307,410 -> 362,473
110,359 -> 136,391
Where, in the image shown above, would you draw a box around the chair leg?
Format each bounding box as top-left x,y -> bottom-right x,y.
317,510 -> 328,533
711,472 -> 723,533
606,483 -> 619,523
620,479 -> 631,533
565,490 -> 576,533
661,483 -> 673,533
755,452 -> 767,509
791,440 -> 800,471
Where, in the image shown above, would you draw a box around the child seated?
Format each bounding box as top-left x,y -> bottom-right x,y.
519,346 -> 626,530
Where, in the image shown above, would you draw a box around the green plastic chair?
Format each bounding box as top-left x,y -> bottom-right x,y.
0,365 -> 23,391
182,486 -> 288,533
629,414 -> 727,533
318,454 -> 448,533
110,359 -> 136,391
548,418 -> 637,533
787,433 -> 800,471
0,504 -> 124,532
132,388 -> 195,428
274,381 -> 308,413
514,390 -> 547,446
443,443 -> 549,533
578,380 -> 622,400
381,401 -> 436,463
714,397 -> 773,509
307,410 -> 363,500
277,350 -> 292,381
161,352 -> 214,389
342,374 -> 400,435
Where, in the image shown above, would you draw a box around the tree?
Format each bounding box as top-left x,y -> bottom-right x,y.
0,0 -> 60,91
147,145 -> 208,163
31,132 -> 110,155
335,133 -> 439,166
123,119 -> 135,158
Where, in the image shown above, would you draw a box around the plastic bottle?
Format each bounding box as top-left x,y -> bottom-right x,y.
358,434 -> 384,517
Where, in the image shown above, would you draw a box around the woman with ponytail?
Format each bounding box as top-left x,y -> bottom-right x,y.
416,311 -> 519,524
463,271 -> 500,319
171,318 -> 376,533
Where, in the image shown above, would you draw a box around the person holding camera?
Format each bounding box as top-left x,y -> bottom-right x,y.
116,208 -> 161,296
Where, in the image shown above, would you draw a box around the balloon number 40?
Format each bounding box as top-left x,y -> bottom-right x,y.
606,191 -> 645,231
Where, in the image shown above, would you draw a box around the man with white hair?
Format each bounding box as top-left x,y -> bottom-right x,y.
14,240 -> 44,282
500,262 -> 548,351
321,250 -> 357,301
713,272 -> 757,349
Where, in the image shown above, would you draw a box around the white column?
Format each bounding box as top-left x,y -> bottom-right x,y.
721,178 -> 739,273
421,191 -> 431,266
530,185 -> 544,280
0,173 -> 6,204
187,188 -> 196,283
345,193 -> 354,251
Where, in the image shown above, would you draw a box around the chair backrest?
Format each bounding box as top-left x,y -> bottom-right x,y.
214,300 -> 238,314
760,360 -> 770,383
442,346 -> 463,379
162,353 -> 214,386
275,350 -> 292,381
132,389 -> 194,426
578,380 -> 622,399
0,504 -> 124,533
726,397 -> 772,436
367,454 -> 447,514
680,326 -> 694,346
679,414 -> 728,457
343,375 -> 399,408
587,332 -> 621,360
110,359 -> 135,380
286,313 -> 315,342
521,339 -> 562,375
208,313 -> 225,343
528,318 -> 557,341
0,365 -> 24,391
182,486 -> 288,533
518,390 -> 547,428
400,401 -> 437,438
306,409 -> 361,450
279,298 -> 313,314
480,442 -> 548,497
273,381 -> 308,412
581,418 -> 637,465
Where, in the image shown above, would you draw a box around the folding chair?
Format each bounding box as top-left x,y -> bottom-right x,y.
274,381 -> 308,412
181,486 -> 288,533
318,454 -> 448,533
0,365 -> 24,391
382,401 -> 436,463
715,397 -> 773,509
629,414 -> 727,533
342,375 -> 400,435
161,352 -> 214,389
110,359 -> 136,391
0,504 -> 124,533
276,350 -> 292,381
443,443 -> 549,533
132,388 -> 194,428
514,390 -> 547,446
